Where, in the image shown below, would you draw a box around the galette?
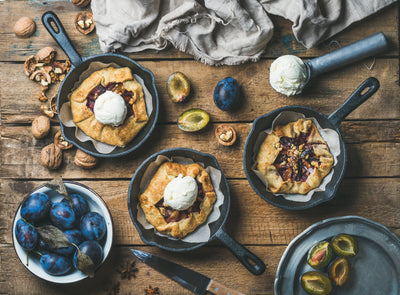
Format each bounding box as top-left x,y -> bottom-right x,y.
70,67 -> 148,147
139,162 -> 217,238
256,118 -> 334,194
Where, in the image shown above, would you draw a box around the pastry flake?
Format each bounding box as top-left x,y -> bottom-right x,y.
70,67 -> 148,147
139,162 -> 217,238
256,119 -> 334,194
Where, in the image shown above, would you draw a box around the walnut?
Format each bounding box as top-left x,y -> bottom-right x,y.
24,55 -> 38,76
54,130 -> 73,150
75,12 -> 95,35
74,149 -> 98,169
36,47 -> 56,64
14,17 -> 36,38
41,144 -> 63,170
31,116 -> 50,139
50,95 -> 58,115
215,124 -> 237,146
71,0 -> 91,7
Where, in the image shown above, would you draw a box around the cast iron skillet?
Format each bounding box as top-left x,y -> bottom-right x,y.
127,148 -> 266,275
42,11 -> 159,158
243,77 -> 380,210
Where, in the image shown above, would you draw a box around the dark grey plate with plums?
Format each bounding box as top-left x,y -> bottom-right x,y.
42,11 -> 159,158
127,148 -> 266,275
274,215 -> 400,295
243,78 -> 379,210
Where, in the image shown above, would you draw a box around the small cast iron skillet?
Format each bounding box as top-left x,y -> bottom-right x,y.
127,148 -> 266,275
243,77 -> 380,210
42,11 -> 159,158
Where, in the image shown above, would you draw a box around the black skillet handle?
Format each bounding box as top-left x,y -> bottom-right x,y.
42,11 -> 83,67
215,227 -> 266,275
328,77 -> 380,129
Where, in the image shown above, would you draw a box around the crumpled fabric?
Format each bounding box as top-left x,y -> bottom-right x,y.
91,0 -> 396,66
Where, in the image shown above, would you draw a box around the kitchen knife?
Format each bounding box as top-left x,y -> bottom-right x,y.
131,249 -> 245,295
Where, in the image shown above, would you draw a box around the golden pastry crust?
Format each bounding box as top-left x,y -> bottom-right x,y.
256,119 -> 334,194
139,162 -> 217,238
70,67 -> 148,147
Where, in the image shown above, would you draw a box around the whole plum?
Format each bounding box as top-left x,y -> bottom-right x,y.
73,240 -> 103,269
53,229 -> 84,256
62,194 -> 89,218
36,237 -> 51,255
40,253 -> 72,276
15,219 -> 38,250
20,193 -> 52,223
50,202 -> 76,229
80,212 -> 106,241
213,77 -> 239,111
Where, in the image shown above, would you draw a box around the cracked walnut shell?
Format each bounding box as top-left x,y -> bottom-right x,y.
31,116 -> 51,139
14,17 -> 36,38
74,149 -> 98,169
41,143 -> 63,170
36,47 -> 56,64
54,130 -> 73,150
75,12 -> 95,35
215,124 -> 237,146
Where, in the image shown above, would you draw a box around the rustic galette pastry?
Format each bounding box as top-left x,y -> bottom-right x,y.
256,118 -> 334,194
139,162 -> 217,238
70,67 -> 148,146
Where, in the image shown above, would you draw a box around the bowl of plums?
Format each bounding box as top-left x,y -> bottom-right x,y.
12,177 -> 113,283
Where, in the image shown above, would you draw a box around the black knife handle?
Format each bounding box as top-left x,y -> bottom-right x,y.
215,228 -> 266,275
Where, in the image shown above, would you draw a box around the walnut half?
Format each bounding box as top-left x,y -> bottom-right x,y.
75,12 -> 95,35
215,124 -> 237,146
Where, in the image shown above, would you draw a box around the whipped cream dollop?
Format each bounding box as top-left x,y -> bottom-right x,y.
93,91 -> 127,126
269,55 -> 308,96
164,174 -> 198,211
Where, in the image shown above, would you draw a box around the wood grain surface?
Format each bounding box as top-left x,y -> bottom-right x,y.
0,0 -> 399,294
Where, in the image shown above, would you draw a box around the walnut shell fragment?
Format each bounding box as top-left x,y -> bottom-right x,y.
54,130 -> 73,150
71,0 -> 91,8
30,69 -> 52,86
215,124 -> 237,146
75,12 -> 95,35
41,143 -> 63,170
24,55 -> 38,76
36,47 -> 56,64
14,17 -> 36,38
74,149 -> 98,169
31,116 -> 51,139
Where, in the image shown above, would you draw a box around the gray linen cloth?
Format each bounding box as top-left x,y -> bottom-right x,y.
92,0 -> 396,66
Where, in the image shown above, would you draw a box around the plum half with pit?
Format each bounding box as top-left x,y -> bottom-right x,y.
80,212 -> 107,241
50,201 -> 76,230
20,192 -> 52,224
15,219 -> 38,251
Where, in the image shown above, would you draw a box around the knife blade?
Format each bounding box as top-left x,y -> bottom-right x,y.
131,249 -> 245,295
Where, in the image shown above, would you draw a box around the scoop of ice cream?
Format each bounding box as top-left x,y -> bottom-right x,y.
93,91 -> 127,126
270,55 -> 308,96
164,174 -> 198,211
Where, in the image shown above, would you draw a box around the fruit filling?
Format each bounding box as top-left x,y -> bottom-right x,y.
273,131 -> 321,182
86,82 -> 135,117
156,180 -> 205,223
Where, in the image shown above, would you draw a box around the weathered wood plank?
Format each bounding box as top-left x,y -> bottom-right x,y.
0,245 -> 277,295
1,59 -> 399,125
1,1 -> 398,62
2,178 -> 399,246
1,125 -> 400,179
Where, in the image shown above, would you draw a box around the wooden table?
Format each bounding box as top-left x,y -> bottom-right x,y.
1,1 -> 399,294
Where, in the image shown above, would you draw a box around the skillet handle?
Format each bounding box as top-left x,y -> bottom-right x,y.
42,11 -> 83,67
215,228 -> 266,275
328,77 -> 380,128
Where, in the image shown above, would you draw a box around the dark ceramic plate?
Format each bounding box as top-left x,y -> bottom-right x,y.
274,216 -> 400,295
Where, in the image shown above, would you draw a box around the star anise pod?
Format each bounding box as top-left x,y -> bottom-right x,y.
144,285 -> 160,295
117,259 -> 138,280
107,281 -> 120,295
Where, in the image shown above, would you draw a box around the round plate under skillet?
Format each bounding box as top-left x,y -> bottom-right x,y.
274,216 -> 400,295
